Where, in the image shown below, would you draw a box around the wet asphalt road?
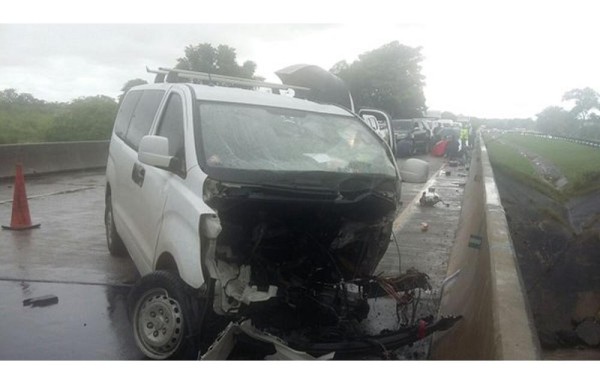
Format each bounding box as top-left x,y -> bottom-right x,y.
0,155 -> 459,360
0,170 -> 143,359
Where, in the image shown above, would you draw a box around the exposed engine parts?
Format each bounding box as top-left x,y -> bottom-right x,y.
198,178 -> 460,359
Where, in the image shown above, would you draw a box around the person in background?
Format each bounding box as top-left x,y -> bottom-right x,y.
469,125 -> 476,149
445,134 -> 460,160
460,124 -> 469,150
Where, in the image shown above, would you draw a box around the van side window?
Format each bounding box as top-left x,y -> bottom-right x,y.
114,90 -> 142,138
125,90 -> 165,150
156,93 -> 186,176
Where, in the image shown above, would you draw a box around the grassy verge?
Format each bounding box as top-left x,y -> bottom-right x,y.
501,133 -> 600,196
485,138 -> 564,201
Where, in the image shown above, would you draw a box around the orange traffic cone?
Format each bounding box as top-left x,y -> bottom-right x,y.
2,163 -> 41,230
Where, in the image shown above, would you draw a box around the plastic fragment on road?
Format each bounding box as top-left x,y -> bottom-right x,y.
419,190 -> 442,207
23,295 -> 59,307
468,235 -> 483,249
399,158 -> 429,183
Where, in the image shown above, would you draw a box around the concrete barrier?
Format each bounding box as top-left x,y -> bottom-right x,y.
430,137 -> 540,359
0,141 -> 109,179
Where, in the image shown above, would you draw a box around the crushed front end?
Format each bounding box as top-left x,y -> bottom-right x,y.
194,101 -> 459,359
199,176 -> 460,359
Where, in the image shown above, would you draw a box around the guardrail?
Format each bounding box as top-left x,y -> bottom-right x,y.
514,131 -> 600,148
0,141 -> 109,179
430,136 -> 540,359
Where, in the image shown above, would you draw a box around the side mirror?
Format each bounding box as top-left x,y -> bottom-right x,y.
138,135 -> 173,168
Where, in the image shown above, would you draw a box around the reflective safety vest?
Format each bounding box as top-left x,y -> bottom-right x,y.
460,128 -> 469,140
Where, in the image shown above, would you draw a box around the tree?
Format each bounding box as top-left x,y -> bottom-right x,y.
441,111 -> 457,120
535,106 -> 576,135
0,89 -> 58,144
0,88 -> 44,105
330,41 -> 427,118
174,43 -> 257,81
581,112 -> 600,140
562,87 -> 600,122
118,78 -> 148,103
46,96 -> 118,142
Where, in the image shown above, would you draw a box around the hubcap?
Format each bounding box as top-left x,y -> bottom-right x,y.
133,288 -> 184,359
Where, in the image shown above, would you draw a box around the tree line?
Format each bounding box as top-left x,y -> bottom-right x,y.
470,88 -> 600,141
5,40 -> 598,145
1,41 -> 428,144
535,88 -> 600,140
0,89 -> 118,144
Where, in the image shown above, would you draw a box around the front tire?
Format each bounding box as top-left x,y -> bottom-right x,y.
128,271 -> 195,360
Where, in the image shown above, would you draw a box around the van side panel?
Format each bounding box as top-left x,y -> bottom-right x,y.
154,167 -> 212,288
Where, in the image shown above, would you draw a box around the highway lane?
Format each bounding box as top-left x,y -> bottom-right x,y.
0,155 -> 457,359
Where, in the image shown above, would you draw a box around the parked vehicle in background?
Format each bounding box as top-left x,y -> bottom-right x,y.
391,119 -> 432,157
358,108 -> 395,155
431,125 -> 461,147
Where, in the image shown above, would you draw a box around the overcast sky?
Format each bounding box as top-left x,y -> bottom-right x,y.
1,1 -> 599,119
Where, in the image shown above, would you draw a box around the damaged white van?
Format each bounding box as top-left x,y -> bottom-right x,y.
105,68 -> 457,360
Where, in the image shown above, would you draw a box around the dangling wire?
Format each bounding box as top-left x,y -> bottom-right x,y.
392,230 -> 402,274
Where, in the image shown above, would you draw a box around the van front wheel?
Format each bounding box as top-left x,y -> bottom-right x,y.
128,271 -> 195,360
105,195 -> 127,257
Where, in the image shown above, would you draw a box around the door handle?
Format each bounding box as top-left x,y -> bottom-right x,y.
131,163 -> 146,187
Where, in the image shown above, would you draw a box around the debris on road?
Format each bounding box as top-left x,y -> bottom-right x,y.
23,294 -> 59,307
199,268 -> 460,360
419,187 -> 450,208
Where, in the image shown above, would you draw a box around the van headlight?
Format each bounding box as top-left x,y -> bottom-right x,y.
203,177 -> 220,203
200,214 -> 221,239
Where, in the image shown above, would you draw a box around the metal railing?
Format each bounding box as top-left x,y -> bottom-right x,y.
515,131 -> 600,149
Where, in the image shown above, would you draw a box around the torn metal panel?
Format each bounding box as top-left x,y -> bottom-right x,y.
23,295 -> 59,307
200,316 -> 462,360
200,320 -> 335,360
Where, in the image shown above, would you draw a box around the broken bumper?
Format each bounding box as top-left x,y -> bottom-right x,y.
200,316 -> 461,360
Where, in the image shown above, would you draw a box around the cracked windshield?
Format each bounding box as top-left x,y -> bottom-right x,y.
200,103 -> 396,176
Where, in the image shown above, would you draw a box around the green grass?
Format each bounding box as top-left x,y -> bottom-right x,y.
485,139 -> 537,179
501,133 -> 600,195
485,138 -> 563,200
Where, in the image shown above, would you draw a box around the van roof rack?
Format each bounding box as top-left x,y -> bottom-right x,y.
146,66 -> 310,92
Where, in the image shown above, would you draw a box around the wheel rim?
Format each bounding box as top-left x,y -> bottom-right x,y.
133,288 -> 185,359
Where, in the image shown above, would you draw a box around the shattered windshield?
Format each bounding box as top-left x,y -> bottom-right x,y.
197,102 -> 396,177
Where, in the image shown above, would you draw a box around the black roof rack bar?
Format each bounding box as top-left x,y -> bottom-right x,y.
146,66 -> 310,91
147,66 -> 169,75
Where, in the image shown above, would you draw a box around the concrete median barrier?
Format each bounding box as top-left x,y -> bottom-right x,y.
0,141 -> 109,179
430,137 -> 540,359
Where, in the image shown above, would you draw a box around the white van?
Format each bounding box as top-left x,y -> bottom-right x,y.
105,68 -> 405,359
